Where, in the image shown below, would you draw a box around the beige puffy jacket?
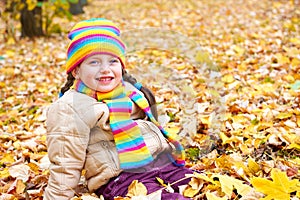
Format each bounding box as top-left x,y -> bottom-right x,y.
43,82 -> 172,200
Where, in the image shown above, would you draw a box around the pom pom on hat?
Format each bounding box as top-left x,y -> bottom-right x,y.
65,18 -> 126,73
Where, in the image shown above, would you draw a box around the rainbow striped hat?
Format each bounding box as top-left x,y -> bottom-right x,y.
65,18 -> 126,73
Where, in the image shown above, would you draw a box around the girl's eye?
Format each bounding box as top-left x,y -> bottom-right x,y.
110,59 -> 119,64
90,60 -> 100,65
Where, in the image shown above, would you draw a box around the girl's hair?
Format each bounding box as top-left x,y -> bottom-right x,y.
60,70 -> 158,120
122,70 -> 158,120
60,73 -> 75,95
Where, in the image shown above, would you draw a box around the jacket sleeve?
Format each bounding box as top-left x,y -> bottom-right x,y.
43,101 -> 90,200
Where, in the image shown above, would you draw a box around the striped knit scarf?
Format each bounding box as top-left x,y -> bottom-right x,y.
73,79 -> 185,169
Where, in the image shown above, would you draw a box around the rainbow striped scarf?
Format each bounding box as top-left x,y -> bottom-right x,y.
74,79 -> 185,169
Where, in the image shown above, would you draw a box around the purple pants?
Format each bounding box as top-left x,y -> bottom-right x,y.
96,153 -> 193,200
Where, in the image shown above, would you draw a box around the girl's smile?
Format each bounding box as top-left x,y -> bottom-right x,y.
97,76 -> 114,84
72,54 -> 123,92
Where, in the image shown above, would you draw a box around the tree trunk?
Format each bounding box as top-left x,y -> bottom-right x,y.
69,0 -> 87,15
20,0 -> 44,38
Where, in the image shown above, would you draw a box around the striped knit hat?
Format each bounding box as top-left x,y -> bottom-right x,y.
65,18 -> 126,73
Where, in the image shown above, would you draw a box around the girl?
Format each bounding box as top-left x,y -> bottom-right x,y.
44,18 -> 193,200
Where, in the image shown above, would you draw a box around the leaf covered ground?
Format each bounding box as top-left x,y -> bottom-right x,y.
0,0 -> 300,199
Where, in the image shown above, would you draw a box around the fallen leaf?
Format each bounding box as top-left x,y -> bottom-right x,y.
0,193 -> 17,200
247,157 -> 260,175
206,192 -> 227,200
213,174 -> 252,197
15,179 -> 26,194
251,168 -> 300,200
0,168 -> 10,179
183,177 -> 203,197
0,153 -> 15,165
275,112 -> 293,119
127,180 -> 147,198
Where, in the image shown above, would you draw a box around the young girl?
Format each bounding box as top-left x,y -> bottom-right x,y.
44,18 -> 193,200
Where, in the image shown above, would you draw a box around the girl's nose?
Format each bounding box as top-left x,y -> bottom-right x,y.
99,63 -> 110,73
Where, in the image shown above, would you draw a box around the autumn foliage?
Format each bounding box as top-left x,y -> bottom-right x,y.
0,0 -> 300,199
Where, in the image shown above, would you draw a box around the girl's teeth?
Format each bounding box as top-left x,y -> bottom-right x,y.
100,78 -> 112,81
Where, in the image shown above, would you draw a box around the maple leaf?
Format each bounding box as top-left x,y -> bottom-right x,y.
251,168 -> 300,200
1,0 -> 300,199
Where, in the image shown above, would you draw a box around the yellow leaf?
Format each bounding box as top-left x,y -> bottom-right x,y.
195,51 -> 211,64
28,162 -> 40,174
240,143 -> 251,155
199,115 -> 210,125
215,154 -> 234,170
5,50 -> 15,57
282,133 -> 299,144
291,158 -> 300,165
177,65 -> 186,70
126,180 -> 147,197
257,122 -> 273,132
165,125 -> 180,136
275,53 -> 290,64
251,168 -> 300,200
291,58 -> 300,69
233,45 -> 245,56
283,74 -> 295,82
214,175 -> 252,197
156,177 -> 167,187
1,153 -> 15,164
192,172 -> 215,184
287,143 -> 300,150
275,112 -> 293,119
248,157 -> 260,174
221,74 -> 235,84
238,62 -> 247,71
290,37 -> 300,45
283,46 -> 300,57
261,83 -> 276,95
13,141 -> 22,150
0,67 -> 15,75
26,0 -> 37,10
219,132 -> 230,145
183,177 -> 203,197
0,168 -> 10,179
206,192 -> 227,200
0,81 -> 5,88
183,187 -> 200,198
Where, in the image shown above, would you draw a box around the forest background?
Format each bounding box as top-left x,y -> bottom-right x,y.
0,0 -> 299,199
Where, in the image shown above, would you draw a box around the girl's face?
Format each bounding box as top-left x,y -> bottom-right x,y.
73,54 -> 123,92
